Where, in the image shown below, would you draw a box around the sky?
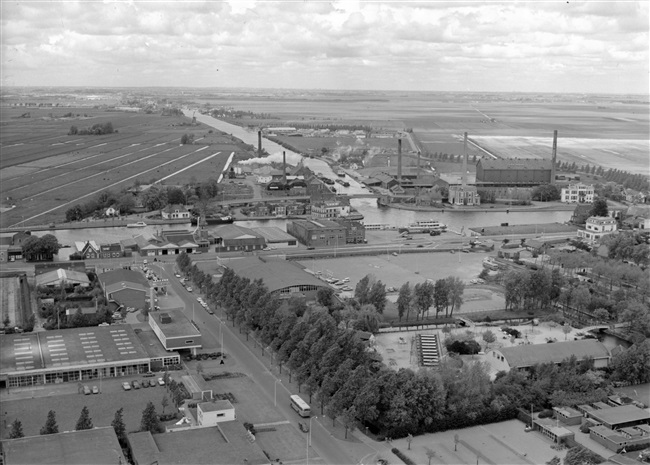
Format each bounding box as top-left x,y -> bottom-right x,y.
1,1 -> 648,94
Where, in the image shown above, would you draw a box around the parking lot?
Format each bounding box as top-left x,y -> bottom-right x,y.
0,373 -> 180,438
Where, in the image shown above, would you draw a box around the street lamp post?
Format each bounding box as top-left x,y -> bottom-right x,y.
274,379 -> 281,407
307,416 -> 317,465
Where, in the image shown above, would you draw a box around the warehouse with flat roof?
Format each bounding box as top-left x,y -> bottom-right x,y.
0,325 -> 178,388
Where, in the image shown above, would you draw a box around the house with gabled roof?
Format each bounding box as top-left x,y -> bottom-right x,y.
161,204 -> 191,220
74,241 -> 100,259
98,269 -> 150,310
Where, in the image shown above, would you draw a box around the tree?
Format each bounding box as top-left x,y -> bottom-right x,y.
316,288 -> 335,308
412,281 -> 434,320
40,410 -> 59,435
161,395 -> 170,415
196,362 -> 204,377
142,184 -> 168,211
354,275 -> 372,304
75,406 -> 93,430
446,276 -> 465,317
111,408 -> 126,442
531,184 -> 560,202
562,324 -> 572,340
563,445 -> 604,465
115,194 -> 135,214
140,401 -> 163,433
166,187 -> 186,205
609,340 -> 650,385
65,204 -> 84,222
68,125 -> 78,135
425,447 -> 436,465
396,282 -> 411,321
9,419 -> 24,439
368,280 -> 387,314
482,330 -> 496,349
434,279 -> 449,317
590,197 -> 608,217
180,133 -> 195,145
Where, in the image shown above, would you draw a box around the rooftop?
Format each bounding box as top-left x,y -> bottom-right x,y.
0,325 -> 150,376
200,400 -> 234,412
128,422 -> 269,465
289,219 -> 345,231
2,426 -> 125,465
98,268 -> 150,289
35,268 -> 90,287
224,257 -> 328,293
213,224 -> 263,240
251,226 -> 296,242
479,158 -> 553,170
149,308 -> 200,339
497,339 -> 610,369
589,404 -> 650,427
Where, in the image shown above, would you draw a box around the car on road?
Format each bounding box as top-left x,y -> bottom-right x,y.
143,371 -> 155,377
299,421 -> 309,433
122,382 -> 131,391
186,287 -> 193,292
306,247 -> 315,250
132,380 -> 140,389
158,377 -> 165,386
392,252 -> 398,256
175,273 -> 181,278
83,385 -> 91,395
92,386 -> 99,394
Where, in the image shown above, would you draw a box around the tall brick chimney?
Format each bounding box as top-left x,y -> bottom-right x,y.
283,151 -> 287,186
551,130 -> 557,185
397,138 -> 402,184
258,130 -> 262,155
462,132 -> 468,188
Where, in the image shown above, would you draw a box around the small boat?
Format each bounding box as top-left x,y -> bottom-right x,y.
127,221 -> 147,228
204,215 -> 234,225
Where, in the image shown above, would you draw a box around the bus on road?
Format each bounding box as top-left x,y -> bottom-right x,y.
290,394 -> 311,417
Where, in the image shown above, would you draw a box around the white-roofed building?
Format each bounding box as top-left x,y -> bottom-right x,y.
35,268 -> 91,288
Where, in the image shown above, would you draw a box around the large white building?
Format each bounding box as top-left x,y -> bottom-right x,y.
577,216 -> 618,243
561,183 -> 594,204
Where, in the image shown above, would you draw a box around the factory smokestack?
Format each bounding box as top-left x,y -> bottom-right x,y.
258,130 -> 262,155
397,139 -> 402,184
462,132 -> 468,188
551,130 -> 557,185
283,151 -> 287,187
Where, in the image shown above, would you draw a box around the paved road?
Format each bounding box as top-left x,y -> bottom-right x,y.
153,262 -> 374,465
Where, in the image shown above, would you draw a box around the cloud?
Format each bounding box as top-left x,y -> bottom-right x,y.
0,0 -> 647,93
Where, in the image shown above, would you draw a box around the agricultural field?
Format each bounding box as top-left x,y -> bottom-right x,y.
0,107 -> 249,228
191,90 -> 649,176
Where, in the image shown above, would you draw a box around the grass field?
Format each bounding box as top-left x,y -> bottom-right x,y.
0,277 -> 19,328
0,107 -> 247,228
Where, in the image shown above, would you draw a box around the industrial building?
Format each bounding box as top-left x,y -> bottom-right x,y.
251,226 -> 298,248
212,224 -> 266,253
224,257 -> 330,300
149,309 -> 202,354
2,427 -> 126,465
287,219 -> 346,247
486,339 -> 610,372
475,158 -> 554,187
98,269 -> 150,310
0,325 -> 181,388
475,130 -> 558,188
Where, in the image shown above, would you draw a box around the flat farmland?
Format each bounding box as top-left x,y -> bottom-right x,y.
274,134 -> 402,155
472,135 -> 649,174
191,90 -> 649,176
0,108 -> 242,228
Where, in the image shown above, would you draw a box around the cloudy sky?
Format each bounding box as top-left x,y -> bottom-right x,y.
1,1 -> 648,94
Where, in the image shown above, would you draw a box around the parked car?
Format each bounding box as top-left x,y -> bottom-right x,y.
92,386 -> 99,394
122,382 -> 131,391
158,377 -> 165,386
132,380 -> 140,389
83,385 -> 91,395
141,379 -> 149,388
143,371 -> 155,377
186,287 -> 193,292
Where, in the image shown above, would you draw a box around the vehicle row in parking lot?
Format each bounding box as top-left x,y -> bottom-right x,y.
122,377 -> 165,391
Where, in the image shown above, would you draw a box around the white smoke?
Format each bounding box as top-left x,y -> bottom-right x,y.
238,151 -> 303,166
